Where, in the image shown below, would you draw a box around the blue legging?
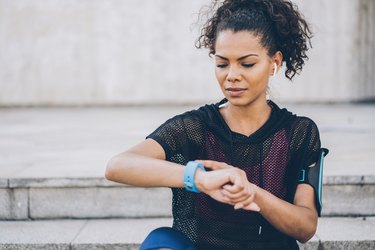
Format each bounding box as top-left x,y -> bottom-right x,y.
140,227 -> 196,250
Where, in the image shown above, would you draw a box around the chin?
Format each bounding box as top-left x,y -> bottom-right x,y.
227,97 -> 257,107
229,93 -> 268,106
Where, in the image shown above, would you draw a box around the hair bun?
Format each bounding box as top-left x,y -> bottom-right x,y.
196,0 -> 312,80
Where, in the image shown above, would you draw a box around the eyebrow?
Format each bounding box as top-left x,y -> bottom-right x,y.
215,53 -> 259,61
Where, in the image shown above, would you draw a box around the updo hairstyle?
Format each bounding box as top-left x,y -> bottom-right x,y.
196,0 -> 313,80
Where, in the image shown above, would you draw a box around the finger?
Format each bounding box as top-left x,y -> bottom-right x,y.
242,202 -> 261,212
213,191 -> 234,205
233,200 -> 260,212
227,169 -> 248,188
220,190 -> 237,204
229,194 -> 254,204
233,191 -> 256,206
197,160 -> 230,170
223,181 -> 245,194
196,160 -> 231,170
225,184 -> 256,203
222,184 -> 232,190
217,195 -> 231,204
234,203 -> 244,210
228,193 -> 255,204
222,188 -> 248,199
232,190 -> 258,210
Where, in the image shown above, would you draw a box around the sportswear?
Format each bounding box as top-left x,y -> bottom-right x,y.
147,99 -> 327,250
140,227 -> 196,250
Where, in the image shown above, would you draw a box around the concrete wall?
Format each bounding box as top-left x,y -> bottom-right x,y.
0,0 -> 374,106
357,0 -> 375,100
274,0 -> 375,103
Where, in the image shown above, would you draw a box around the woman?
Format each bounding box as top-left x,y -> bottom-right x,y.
105,0 -> 328,249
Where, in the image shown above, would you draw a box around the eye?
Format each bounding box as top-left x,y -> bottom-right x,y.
216,64 -> 228,68
242,63 -> 255,68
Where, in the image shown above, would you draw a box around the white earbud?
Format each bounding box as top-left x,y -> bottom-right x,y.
273,63 -> 277,76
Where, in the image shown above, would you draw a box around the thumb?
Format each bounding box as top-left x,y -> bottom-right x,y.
196,160 -> 231,170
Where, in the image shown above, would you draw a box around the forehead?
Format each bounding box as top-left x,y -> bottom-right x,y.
215,30 -> 267,57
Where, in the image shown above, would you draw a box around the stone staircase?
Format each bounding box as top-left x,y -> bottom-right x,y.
1,217 -> 374,250
1,104 -> 375,249
1,176 -> 374,249
1,175 -> 374,220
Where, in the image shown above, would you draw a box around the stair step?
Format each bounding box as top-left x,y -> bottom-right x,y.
323,175 -> 375,217
0,178 -> 172,220
0,218 -> 171,250
0,217 -> 374,250
1,176 -> 374,220
1,105 -> 375,220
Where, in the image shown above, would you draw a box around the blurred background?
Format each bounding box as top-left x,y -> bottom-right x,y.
0,0 -> 374,107
0,1 -> 374,249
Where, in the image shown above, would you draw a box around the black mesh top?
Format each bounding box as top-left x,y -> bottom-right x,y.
147,99 -> 322,250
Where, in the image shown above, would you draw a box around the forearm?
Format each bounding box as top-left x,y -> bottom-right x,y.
105,152 -> 184,188
254,185 -> 317,243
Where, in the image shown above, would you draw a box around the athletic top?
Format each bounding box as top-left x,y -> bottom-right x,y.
147,99 -> 324,250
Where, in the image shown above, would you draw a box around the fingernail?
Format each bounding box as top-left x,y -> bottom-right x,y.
234,204 -> 243,210
255,205 -> 261,212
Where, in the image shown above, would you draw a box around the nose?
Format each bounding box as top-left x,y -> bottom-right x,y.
227,66 -> 242,82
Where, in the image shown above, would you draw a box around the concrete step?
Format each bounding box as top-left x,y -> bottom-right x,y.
0,176 -> 374,220
1,104 -> 374,220
0,217 -> 374,250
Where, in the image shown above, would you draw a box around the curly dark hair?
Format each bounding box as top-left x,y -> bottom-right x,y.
196,0 -> 313,80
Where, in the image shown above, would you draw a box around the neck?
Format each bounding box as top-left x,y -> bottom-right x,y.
220,99 -> 272,136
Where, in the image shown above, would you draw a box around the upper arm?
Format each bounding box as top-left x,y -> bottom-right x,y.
292,118 -> 328,216
294,183 -> 318,217
125,138 -> 166,160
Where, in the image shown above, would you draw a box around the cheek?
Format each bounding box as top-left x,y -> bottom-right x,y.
215,69 -> 226,84
250,64 -> 271,83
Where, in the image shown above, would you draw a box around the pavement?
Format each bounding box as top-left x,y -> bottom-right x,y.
0,102 -> 374,180
0,217 -> 374,249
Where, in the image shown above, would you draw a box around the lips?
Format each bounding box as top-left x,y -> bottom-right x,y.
225,87 -> 247,97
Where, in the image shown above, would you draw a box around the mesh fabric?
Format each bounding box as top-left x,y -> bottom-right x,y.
147,99 -> 322,250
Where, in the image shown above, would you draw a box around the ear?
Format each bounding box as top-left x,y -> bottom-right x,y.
271,51 -> 283,75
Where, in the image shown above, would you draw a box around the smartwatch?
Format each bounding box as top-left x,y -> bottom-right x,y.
184,161 -> 205,193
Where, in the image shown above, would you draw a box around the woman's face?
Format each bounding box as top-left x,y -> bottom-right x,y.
214,30 -> 275,108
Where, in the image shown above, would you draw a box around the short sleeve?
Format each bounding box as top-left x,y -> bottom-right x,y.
146,111 -> 205,164
291,117 -> 321,173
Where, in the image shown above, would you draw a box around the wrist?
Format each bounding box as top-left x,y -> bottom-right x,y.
251,183 -> 261,204
194,168 -> 205,192
184,161 -> 205,193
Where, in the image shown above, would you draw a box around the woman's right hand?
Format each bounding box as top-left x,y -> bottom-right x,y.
195,166 -> 234,205
195,160 -> 260,212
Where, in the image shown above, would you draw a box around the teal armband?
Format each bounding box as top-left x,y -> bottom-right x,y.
298,148 -> 329,217
184,161 -> 205,193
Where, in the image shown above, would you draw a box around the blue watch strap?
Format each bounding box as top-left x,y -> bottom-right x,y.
184,161 -> 205,193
